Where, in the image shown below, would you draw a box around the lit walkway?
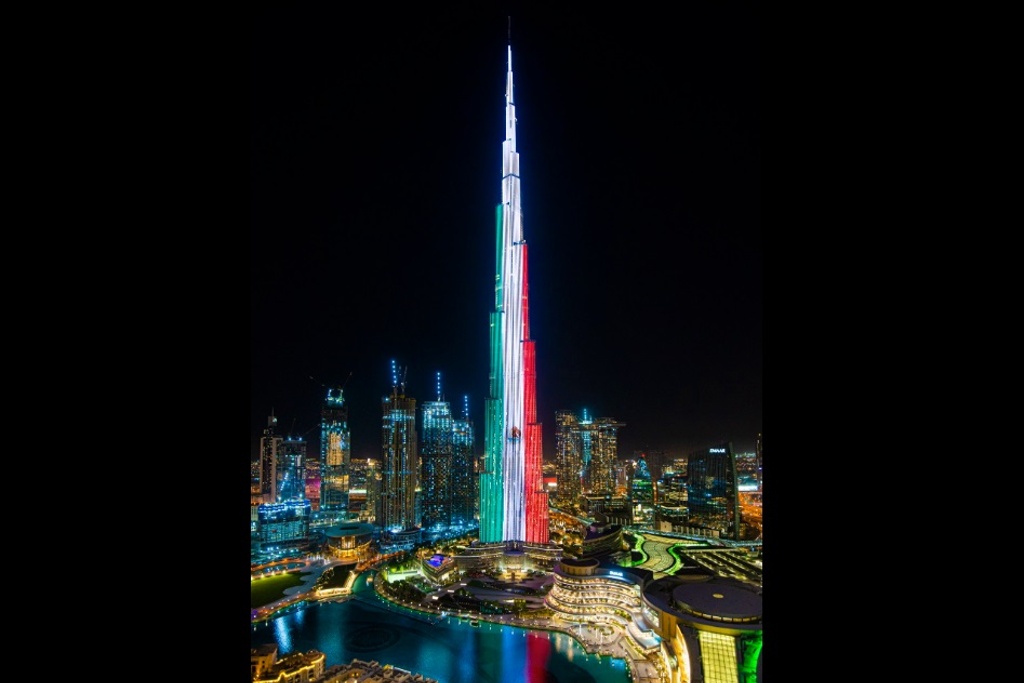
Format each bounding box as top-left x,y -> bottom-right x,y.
379,578 -> 668,683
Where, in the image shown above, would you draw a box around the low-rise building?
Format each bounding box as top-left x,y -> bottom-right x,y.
251,647 -> 325,683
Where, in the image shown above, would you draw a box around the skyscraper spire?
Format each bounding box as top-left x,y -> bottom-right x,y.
480,36 -> 548,546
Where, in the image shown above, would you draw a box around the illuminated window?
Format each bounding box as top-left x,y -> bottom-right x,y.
698,631 -> 740,683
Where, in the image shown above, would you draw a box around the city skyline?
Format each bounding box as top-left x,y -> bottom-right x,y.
251,9 -> 760,463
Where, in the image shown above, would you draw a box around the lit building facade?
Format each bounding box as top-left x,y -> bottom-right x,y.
276,436 -> 307,502
580,522 -> 628,559
346,458 -> 374,521
323,522 -> 375,565
546,559 -> 661,654
687,443 -> 741,540
319,387 -> 351,516
755,431 -> 762,490
377,360 -> 419,540
421,552 -> 458,584
631,454 -> 654,525
670,456 -> 689,476
257,499 -> 312,550
655,505 -> 690,533
659,471 -> 689,505
451,395 -> 477,529
735,451 -> 759,492
642,575 -> 763,683
251,458 -> 261,496
480,44 -> 548,546
554,409 -> 625,498
251,644 -> 278,680
640,449 -> 668,481
546,560 -> 763,683
583,416 -> 625,495
316,659 -> 439,683
303,456 -> 320,510
614,460 -> 630,496
420,374 -> 453,532
259,413 -> 280,504
553,410 -> 583,510
250,646 -> 325,683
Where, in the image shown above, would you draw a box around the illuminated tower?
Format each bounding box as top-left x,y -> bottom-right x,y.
631,455 -> 653,506
756,431 -> 763,490
584,416 -> 626,495
304,455 -> 321,510
687,442 -> 741,540
555,409 -> 624,499
319,387 -> 351,516
630,453 -> 654,526
259,412 -> 280,504
420,372 -> 454,532
451,395 -> 477,529
276,436 -> 307,502
377,360 -> 419,538
553,410 -> 582,510
481,44 -> 548,545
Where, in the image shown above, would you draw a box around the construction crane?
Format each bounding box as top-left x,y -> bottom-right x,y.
309,371 -> 352,395
301,371 -> 353,437
388,360 -> 408,397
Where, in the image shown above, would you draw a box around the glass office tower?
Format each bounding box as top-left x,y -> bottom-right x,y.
451,395 -> 477,529
687,442 -> 741,540
276,436 -> 307,502
259,413 -> 279,504
319,387 -> 351,515
420,373 -> 454,532
377,360 -> 419,538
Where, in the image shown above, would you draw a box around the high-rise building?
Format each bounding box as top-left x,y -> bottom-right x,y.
686,442 -> 741,540
257,499 -> 312,550
377,360 -> 419,542
481,41 -> 552,544
364,458 -> 380,525
451,40 -> 562,572
259,412 -> 280,504
658,471 -> 689,505
304,456 -> 321,510
451,394 -> 477,530
756,431 -> 763,490
585,416 -> 626,495
346,457 -> 373,521
276,436 -> 307,502
630,455 -> 653,503
420,372 -> 453,532
735,451 -> 759,491
637,449 -> 667,481
553,410 -> 582,510
668,456 -> 689,478
480,43 -> 547,545
319,387 -> 351,517
554,409 -> 625,499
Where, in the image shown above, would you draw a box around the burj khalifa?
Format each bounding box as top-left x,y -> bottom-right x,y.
479,44 -> 549,546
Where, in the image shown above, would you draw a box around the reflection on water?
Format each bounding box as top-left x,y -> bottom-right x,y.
251,584 -> 628,683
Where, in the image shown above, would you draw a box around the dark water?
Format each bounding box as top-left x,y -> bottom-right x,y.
251,575 -> 628,683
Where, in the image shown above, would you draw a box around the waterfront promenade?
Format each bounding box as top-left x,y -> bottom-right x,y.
251,559 -> 667,683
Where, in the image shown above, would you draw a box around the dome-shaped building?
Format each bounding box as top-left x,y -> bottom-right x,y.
323,522 -> 375,565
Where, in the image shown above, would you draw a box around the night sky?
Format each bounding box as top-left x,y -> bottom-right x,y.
251,7 -> 760,464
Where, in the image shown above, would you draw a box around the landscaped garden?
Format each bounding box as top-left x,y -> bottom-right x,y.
251,570 -> 311,608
